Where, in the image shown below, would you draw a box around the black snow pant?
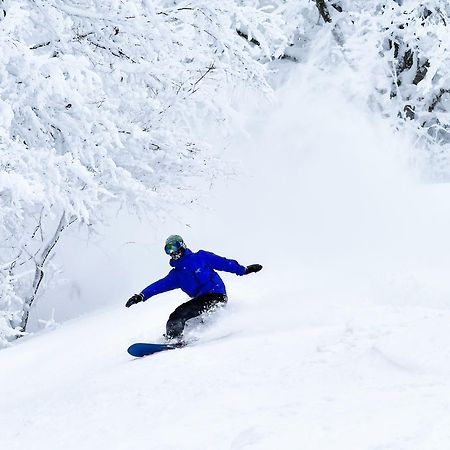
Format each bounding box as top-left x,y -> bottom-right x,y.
165,293 -> 228,340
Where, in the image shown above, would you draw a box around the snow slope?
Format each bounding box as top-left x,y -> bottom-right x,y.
2,67 -> 450,450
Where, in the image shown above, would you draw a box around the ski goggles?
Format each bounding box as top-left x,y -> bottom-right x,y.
164,241 -> 183,255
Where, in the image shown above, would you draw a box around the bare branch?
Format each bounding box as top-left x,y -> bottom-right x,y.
190,63 -> 215,94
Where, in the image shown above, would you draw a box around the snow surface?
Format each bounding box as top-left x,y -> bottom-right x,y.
2,67 -> 450,449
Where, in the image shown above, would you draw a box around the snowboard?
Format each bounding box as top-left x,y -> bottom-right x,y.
127,341 -> 185,357
127,331 -> 236,358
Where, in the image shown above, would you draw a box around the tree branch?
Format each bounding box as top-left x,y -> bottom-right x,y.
30,42 -> 51,50
236,29 -> 261,47
19,212 -> 77,333
315,0 -> 332,23
190,63 -> 215,94
428,89 -> 450,113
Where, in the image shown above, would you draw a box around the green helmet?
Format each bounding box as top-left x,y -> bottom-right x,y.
164,235 -> 186,257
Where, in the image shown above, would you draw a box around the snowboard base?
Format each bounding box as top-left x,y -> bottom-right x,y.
127,342 -> 185,357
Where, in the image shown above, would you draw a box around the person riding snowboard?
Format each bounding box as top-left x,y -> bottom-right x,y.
126,235 -> 262,342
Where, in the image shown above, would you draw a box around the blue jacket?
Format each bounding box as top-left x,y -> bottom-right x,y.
140,249 -> 247,300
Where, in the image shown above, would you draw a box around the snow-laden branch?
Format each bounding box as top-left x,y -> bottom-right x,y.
0,0 -> 306,344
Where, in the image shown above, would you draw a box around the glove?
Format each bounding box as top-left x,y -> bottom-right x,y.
125,293 -> 144,308
245,264 -> 263,275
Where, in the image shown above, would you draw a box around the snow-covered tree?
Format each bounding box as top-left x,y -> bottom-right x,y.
310,0 -> 450,176
3,0 -> 450,347
0,0 -> 306,346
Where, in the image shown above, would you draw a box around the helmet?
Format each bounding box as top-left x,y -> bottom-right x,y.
164,235 -> 186,259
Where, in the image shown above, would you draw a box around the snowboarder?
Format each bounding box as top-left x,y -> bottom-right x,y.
126,235 -> 262,342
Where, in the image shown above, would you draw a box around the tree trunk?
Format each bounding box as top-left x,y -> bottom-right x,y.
315,0 -> 332,23
19,212 -> 75,333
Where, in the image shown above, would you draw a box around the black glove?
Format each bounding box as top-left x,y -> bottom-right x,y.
125,293 -> 144,308
245,264 -> 263,275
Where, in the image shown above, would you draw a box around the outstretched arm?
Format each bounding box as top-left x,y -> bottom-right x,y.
140,269 -> 179,300
202,251 -> 246,275
126,270 -> 179,307
201,251 -> 262,276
